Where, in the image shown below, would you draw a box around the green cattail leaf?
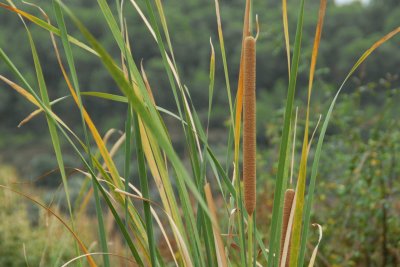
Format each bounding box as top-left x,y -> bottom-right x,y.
268,0 -> 306,265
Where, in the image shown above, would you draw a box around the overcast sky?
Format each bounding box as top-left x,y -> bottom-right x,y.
336,0 -> 370,4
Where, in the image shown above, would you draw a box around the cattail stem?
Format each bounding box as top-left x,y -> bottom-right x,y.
247,214 -> 254,266
243,36 -> 256,216
279,189 -> 295,266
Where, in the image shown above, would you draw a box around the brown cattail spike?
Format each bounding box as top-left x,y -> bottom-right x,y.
279,189 -> 295,266
243,36 -> 256,216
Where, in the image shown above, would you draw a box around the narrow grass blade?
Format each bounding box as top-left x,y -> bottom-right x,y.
0,74 -> 39,105
234,0 -> 251,156
82,92 -> 128,102
204,183 -> 228,267
0,3 -> 96,55
213,0 -> 233,120
208,38 -> 215,130
282,0 -> 291,78
61,253 -> 136,267
307,224 -> 322,267
133,114 -> 157,266
153,0 -> 179,74
18,96 -> 68,127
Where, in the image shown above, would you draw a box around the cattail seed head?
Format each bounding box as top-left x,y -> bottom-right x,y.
243,36 -> 256,216
279,188 -> 295,266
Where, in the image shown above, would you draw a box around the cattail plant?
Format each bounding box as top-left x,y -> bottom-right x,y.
243,35 -> 256,216
279,188 -> 295,266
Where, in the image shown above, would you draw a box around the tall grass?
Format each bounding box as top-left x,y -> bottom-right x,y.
0,0 -> 399,266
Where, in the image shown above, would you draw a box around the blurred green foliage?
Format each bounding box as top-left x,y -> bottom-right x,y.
315,78 -> 400,266
256,76 -> 400,266
0,166 -> 76,266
